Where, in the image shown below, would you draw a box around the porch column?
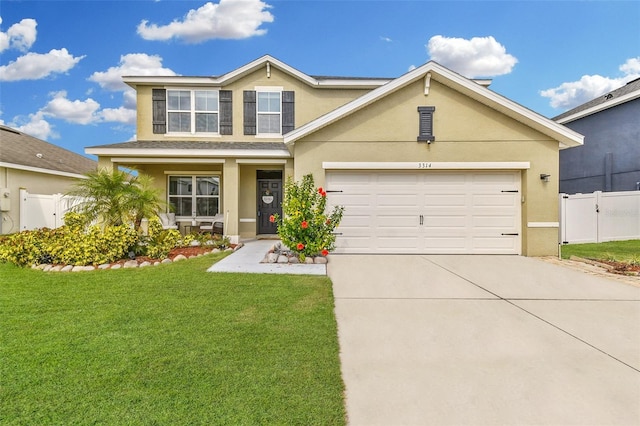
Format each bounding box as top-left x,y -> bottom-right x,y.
223,160 -> 239,244
285,158 -> 294,183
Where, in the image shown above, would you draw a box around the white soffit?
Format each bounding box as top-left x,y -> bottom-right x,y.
0,161 -> 88,179
86,148 -> 291,158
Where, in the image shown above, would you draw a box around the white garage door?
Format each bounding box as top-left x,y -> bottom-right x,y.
326,171 -> 521,254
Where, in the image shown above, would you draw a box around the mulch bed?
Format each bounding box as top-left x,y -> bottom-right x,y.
111,244 -> 237,266
595,259 -> 640,274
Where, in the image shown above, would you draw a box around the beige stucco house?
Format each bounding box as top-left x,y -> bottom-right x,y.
0,125 -> 97,235
86,55 -> 583,256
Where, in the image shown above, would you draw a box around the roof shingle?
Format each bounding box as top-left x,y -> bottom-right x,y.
0,125 -> 96,175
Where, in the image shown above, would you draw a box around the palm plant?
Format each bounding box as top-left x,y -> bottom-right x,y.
66,169 -> 164,228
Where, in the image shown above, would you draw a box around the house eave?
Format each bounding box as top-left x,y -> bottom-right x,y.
85,147 -> 292,159
0,161 -> 88,179
555,89 -> 640,124
123,55 -> 390,90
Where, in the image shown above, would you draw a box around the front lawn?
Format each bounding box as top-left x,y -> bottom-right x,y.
560,239 -> 640,264
0,254 -> 345,425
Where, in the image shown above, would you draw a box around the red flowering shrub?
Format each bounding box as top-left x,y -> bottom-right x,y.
271,174 -> 344,261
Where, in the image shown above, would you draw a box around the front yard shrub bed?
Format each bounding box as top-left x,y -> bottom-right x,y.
0,215 -> 230,268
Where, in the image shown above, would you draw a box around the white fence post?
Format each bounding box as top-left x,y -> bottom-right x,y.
19,188 -> 28,231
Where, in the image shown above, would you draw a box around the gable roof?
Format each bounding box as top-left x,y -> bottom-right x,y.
123,55 -> 392,90
0,125 -> 96,178
553,77 -> 640,124
284,61 -> 584,149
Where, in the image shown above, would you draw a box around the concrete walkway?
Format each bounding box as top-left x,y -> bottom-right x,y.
207,239 -> 326,275
328,255 -> 640,425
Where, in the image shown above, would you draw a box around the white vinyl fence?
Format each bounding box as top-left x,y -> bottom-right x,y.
19,189 -> 80,231
560,190 -> 640,244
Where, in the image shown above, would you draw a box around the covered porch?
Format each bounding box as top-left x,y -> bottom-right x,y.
86,141 -> 293,244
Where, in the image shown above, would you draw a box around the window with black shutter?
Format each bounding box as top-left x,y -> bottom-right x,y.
417,106 -> 435,142
245,89 -> 295,136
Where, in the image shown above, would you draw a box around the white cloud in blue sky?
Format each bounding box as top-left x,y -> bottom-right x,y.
0,17 -> 37,52
0,48 -> 84,81
137,0 -> 274,43
41,91 -> 100,125
540,57 -> 640,109
89,53 -> 177,92
426,35 -> 518,78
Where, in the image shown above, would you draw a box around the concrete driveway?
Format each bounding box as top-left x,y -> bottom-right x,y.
328,255 -> 640,426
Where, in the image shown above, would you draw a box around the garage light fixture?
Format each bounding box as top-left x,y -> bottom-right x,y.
540,174 -> 550,182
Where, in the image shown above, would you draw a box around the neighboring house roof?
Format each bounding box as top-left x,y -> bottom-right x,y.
284,61 -> 584,149
0,125 -> 96,178
85,140 -> 291,161
554,77 -> 640,124
123,54 -> 392,90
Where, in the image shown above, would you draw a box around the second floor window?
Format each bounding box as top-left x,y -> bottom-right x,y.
257,91 -> 281,134
167,90 -> 219,134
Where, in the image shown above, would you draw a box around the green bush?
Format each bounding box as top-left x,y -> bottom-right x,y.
272,174 -> 344,261
145,229 -> 181,260
0,224 -> 139,267
0,228 -> 55,266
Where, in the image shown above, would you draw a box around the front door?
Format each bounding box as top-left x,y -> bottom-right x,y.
257,173 -> 282,234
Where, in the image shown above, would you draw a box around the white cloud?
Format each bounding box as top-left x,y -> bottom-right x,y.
0,48 -> 84,81
380,36 -> 392,43
100,106 -> 136,125
426,35 -> 517,78
89,53 -> 177,91
619,57 -> 640,75
0,17 -> 37,53
41,91 -> 101,125
540,57 -> 640,110
10,111 -> 58,140
137,0 -> 274,43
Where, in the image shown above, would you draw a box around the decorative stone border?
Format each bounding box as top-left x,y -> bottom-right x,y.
260,241 -> 328,265
31,246 -> 241,272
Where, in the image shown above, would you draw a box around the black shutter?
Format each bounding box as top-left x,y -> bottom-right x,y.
417,106 -> 435,142
152,89 -> 166,134
243,90 -> 256,135
282,91 -> 295,134
219,90 -> 233,135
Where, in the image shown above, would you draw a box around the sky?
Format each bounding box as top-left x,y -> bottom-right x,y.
1,0 -> 639,159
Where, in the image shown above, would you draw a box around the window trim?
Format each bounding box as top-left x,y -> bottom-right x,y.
167,173 -> 221,220
255,86 -> 283,137
166,87 -> 221,136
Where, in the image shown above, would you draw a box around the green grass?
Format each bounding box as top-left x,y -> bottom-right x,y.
560,239 -> 640,264
0,254 -> 345,425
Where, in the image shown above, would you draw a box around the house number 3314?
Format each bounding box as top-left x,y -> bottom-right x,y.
418,162 -> 432,169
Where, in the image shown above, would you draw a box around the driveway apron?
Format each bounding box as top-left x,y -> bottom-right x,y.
328,255 -> 640,426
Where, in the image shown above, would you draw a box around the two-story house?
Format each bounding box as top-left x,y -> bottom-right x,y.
86,55 -> 583,256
